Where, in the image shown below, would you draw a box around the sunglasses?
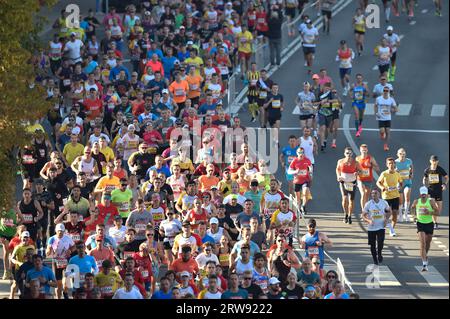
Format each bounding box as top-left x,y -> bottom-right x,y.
313,262 -> 320,265
167,212 -> 174,215
243,278 -> 252,280
328,275 -> 336,279
146,233 -> 154,236
277,239 -> 285,242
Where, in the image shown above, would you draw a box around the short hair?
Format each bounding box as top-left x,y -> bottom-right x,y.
208,274 -> 218,280
253,253 -> 266,262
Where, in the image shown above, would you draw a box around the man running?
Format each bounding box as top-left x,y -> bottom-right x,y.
383,26 -> 401,82
410,186 -> 439,271
362,189 -> 391,265
280,135 -> 299,196
336,40 -> 354,96
423,155 -> 448,229
377,158 -> 403,237
375,86 -> 397,151
247,62 -> 260,123
395,148 -> 414,222
351,74 -> 369,137
288,147 -> 313,215
296,81 -> 317,131
263,83 -> 284,145
356,144 -> 380,211
336,147 -> 361,224
318,83 -> 339,152
301,19 -> 319,74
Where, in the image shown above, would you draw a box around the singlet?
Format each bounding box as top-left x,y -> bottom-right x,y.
352,84 -> 366,106
357,155 -> 374,182
338,48 -> 353,69
167,175 -> 185,201
338,160 -> 358,181
34,139 -> 48,164
247,71 -> 260,96
299,136 -> 315,164
49,41 -> 63,60
395,158 -> 413,183
19,200 -> 38,229
377,46 -> 391,65
235,259 -> 254,279
354,15 -> 366,32
252,268 -> 269,294
78,157 -> 96,182
416,198 -> 434,224
304,231 -> 324,269
207,227 -> 224,244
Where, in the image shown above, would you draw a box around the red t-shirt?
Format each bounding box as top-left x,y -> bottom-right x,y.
169,258 -> 199,284
131,253 -> 153,283
64,221 -> 86,244
83,97 -> 103,120
185,209 -> 208,230
131,99 -> 145,116
97,204 -> 119,227
289,157 -> 312,185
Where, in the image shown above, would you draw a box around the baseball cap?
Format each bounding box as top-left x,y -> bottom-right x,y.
180,25 -> 185,29
72,127 -> 81,135
209,217 -> 219,224
387,26 -> 394,31
430,155 -> 439,161
55,223 -> 65,232
181,245 -> 192,253
304,285 -> 315,292
312,74 -> 320,80
114,215 -> 122,221
127,124 -> 135,131
306,19 -> 312,24
182,221 -> 191,227
187,40 -> 194,45
269,277 -> 281,285
70,32 -> 76,36
144,11 -> 151,16
180,271 -> 190,277
162,89 -> 169,94
230,194 -> 238,200
21,231 -> 30,238
419,186 -> 429,195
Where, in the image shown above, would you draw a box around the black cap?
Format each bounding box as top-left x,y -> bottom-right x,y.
182,221 -> 191,227
430,155 -> 439,161
308,218 -> 316,227
181,246 -> 192,253
34,178 -> 44,185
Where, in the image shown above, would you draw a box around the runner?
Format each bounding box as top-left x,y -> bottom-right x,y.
336,147 -> 362,224
300,218 -> 332,276
362,189 -> 392,265
411,186 -> 440,271
374,38 -> 392,79
321,0 -> 336,35
280,135 -> 299,196
317,83 -> 340,151
296,81 -> 317,131
351,73 -> 369,137
247,62 -> 260,123
299,127 -> 318,165
377,157 -> 403,237
288,147 -> 313,215
256,69 -> 274,128
301,19 -> 319,74
263,83 -> 284,146
383,26 -> 401,82
352,8 -> 366,56
381,0 -> 392,22
423,155 -> 448,229
270,198 -> 297,247
375,86 -> 398,151
395,148 -> 414,222
433,0 -> 443,16
336,40 -> 354,96
356,144 -> 381,210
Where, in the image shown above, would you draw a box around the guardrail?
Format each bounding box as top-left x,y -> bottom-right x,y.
288,194 -> 355,294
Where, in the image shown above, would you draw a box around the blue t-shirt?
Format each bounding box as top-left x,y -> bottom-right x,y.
201,234 -> 216,245
231,240 -> 261,258
147,49 -> 164,60
281,146 -> 299,172
152,290 -> 173,299
324,292 -> 350,299
85,234 -> 117,250
26,266 -> 56,295
146,165 -> 172,180
297,270 -> 321,287
221,289 -> 249,299
177,51 -> 190,62
162,56 -> 177,79
199,103 -> 217,115
69,255 -> 98,274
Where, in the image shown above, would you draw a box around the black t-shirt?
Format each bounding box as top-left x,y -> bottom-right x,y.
424,166 -> 448,191
91,152 -> 107,176
265,93 -> 283,118
225,203 -> 243,218
251,231 -> 266,250
117,240 -> 141,260
281,284 -> 304,299
132,152 -> 156,180
267,290 -> 283,299
240,283 -> 263,299
218,214 -> 238,241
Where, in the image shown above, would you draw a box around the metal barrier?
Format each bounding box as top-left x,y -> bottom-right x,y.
288,194 -> 355,294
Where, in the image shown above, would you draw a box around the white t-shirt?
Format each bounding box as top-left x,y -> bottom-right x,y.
383,33 -> 400,53
195,253 -> 220,270
201,290 -> 222,299
64,39 -> 84,62
62,116 -> 84,127
375,95 -> 397,121
302,27 -> 319,47
300,136 -> 315,165
89,133 -> 111,145
363,199 -> 390,231
108,225 -> 127,245
118,134 -> 140,160
112,286 -> 143,299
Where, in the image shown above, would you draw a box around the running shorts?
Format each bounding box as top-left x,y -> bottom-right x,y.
339,68 -> 352,79
302,46 -> 315,55
339,181 -> 357,200
318,113 -> 333,128
299,114 -> 315,121
386,197 -> 400,210
429,188 -> 443,202
368,229 -> 385,246
378,120 -> 391,128
417,221 -> 434,235
295,182 -> 310,192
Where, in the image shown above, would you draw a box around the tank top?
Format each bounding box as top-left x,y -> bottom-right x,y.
235,259 -> 253,278
19,200 -> 38,228
252,268 -> 269,294
304,231 -> 325,268
395,158 -> 413,183
273,253 -> 290,283
338,48 -> 352,69
207,228 -> 224,244
299,136 -> 315,165
79,157 -> 95,182
354,15 -> 366,32
216,56 -> 229,75
416,198 -> 434,224
49,41 -> 62,60
219,249 -> 230,268
168,175 -> 185,201
352,85 -> 366,105
357,155 -> 374,182
34,140 -> 48,163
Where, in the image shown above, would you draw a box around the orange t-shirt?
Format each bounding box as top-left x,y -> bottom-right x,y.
169,80 -> 190,104
186,75 -> 203,99
169,258 -> 200,284
198,175 -> 220,192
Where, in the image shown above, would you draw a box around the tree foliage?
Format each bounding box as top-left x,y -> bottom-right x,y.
0,0 -> 57,212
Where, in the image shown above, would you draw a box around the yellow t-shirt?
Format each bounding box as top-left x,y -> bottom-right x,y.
378,170 -> 402,200
218,180 -> 233,197
63,143 -> 85,166
171,158 -> 195,173
95,271 -> 123,296
185,57 -> 204,76
12,245 -> 36,267
237,31 -> 253,53
95,176 -> 121,194
100,146 -> 115,163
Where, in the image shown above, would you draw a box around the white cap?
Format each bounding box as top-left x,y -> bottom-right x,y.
162,89 -> 169,94
419,186 -> 428,195
387,25 -> 394,31
209,217 -> 219,224
71,127 -> 81,135
187,40 -> 194,45
226,2 -> 233,5
21,231 -> 30,238
269,277 -> 281,285
180,271 -> 190,277
127,124 -> 135,131
55,223 -> 66,232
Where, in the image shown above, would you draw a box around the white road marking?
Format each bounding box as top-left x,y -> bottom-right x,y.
438,245 -> 447,248
293,105 -> 301,115
410,20 -> 417,25
396,103 -> 413,116
226,0 -> 353,113
372,65 -> 378,71
365,103 -> 375,115
433,241 -> 443,244
376,266 -> 402,287
422,9 -> 428,13
431,104 -> 447,117
415,266 -> 449,288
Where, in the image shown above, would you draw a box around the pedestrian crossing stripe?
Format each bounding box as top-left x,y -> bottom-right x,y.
415,266 -> 449,288
396,104 -> 412,116
348,103 -> 447,117
374,265 -> 402,286
293,105 -> 301,115
431,104 -> 446,117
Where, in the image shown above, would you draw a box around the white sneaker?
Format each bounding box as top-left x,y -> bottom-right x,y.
404,213 -> 410,223
342,87 -> 348,96
421,264 -> 428,272
398,212 -> 403,222
390,229 -> 397,237
236,65 -> 241,73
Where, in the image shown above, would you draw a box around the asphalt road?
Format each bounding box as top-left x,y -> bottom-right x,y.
234,0 -> 449,298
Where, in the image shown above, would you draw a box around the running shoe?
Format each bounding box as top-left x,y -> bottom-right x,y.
434,223 -> 438,229
356,130 -> 361,137
251,117 -> 256,123
378,255 -> 383,264
320,145 -> 325,152
421,265 -> 429,272
343,87 -> 348,96
348,216 -> 352,224
343,215 -> 349,224
302,205 -> 307,215
384,144 -> 389,151
331,142 -> 337,148
398,212 -> 403,222
389,229 -> 397,237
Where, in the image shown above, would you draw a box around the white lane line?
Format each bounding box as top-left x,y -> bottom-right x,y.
415,266 -> 449,288
377,266 -> 402,287
431,104 -> 446,117
396,103 -> 412,116
438,245 -> 447,248
422,9 -> 428,14
226,0 -> 353,114
410,20 -> 417,25
433,241 -> 443,244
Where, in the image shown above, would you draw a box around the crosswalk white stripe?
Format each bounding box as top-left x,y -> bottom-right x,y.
415,266 -> 449,288
323,265 -> 337,273
365,103 -> 375,115
292,105 -> 301,115
376,266 -> 402,286
396,103 -> 412,116
431,104 -> 446,117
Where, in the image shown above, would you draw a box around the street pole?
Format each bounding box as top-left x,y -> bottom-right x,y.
105,0 -> 109,15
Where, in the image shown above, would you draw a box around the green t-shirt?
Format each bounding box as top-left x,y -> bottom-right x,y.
111,188 -> 133,218
0,209 -> 17,237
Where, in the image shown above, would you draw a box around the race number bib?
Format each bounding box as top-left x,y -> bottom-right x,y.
259,91 -> 267,99
307,246 -> 320,257
63,79 -> 71,86
344,182 -> 354,192
22,214 -> 34,224
55,258 -> 68,269
70,233 -> 81,242
272,100 -> 281,108
428,174 -> 439,184
399,170 -> 410,179
360,169 -> 370,178
141,270 -> 149,278
387,186 -> 397,192
135,222 -> 147,232
101,286 -> 113,295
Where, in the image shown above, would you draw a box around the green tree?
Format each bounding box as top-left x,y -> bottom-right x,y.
0,0 -> 57,212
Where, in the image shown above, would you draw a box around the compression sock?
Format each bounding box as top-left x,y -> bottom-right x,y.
385,7 -> 391,21
355,120 -> 359,130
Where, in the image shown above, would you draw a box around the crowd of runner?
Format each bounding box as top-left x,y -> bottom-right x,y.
0,0 -> 447,300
